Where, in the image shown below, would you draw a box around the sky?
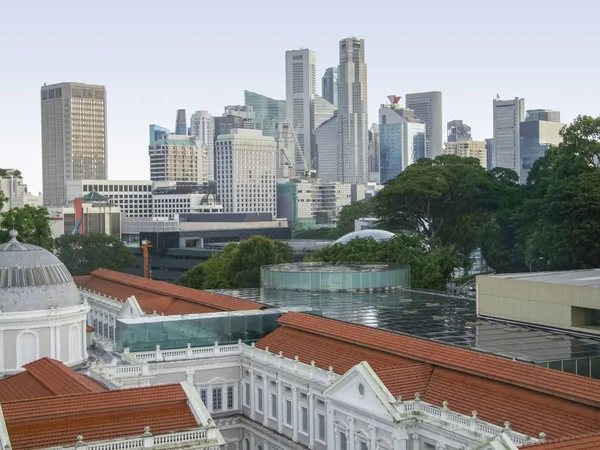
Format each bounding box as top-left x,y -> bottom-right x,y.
2,0 -> 599,194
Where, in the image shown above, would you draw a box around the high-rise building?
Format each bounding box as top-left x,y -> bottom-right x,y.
215,129 -> 276,219
520,117 -> 565,183
526,109 -> 561,123
337,37 -> 369,184
493,97 -> 525,174
224,105 -> 256,130
148,134 -> 207,184
485,138 -> 495,171
273,121 -> 295,179
443,140 -> 488,168
190,111 -> 215,180
321,67 -> 338,108
447,120 -> 472,142
369,124 -> 380,180
405,91 -> 442,159
379,103 -> 425,184
313,95 -> 336,131
149,125 -> 170,145
41,82 -> 107,206
175,109 -> 187,135
285,49 -> 316,177
244,90 -> 286,137
315,115 -> 338,183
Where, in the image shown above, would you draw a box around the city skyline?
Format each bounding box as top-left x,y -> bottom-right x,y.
2,1 -> 598,193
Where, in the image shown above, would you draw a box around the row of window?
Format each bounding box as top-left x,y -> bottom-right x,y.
199,386 -> 235,412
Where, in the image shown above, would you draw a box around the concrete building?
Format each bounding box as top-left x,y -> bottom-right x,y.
313,94 -> 335,131
285,48 -> 316,176
314,115 -> 338,182
48,195 -> 122,239
443,140 -> 488,168
405,91 -> 443,159
175,109 -> 187,135
447,120 -> 472,142
152,185 -> 222,219
485,138 -> 495,171
368,124 -> 380,182
321,67 -> 338,108
0,171 -> 43,212
190,111 -> 215,181
337,37 -> 369,184
41,82 -> 107,206
216,129 -> 277,219
224,105 -> 256,130
379,104 -> 425,184
526,109 -> 561,123
244,90 -> 286,137
493,97 -> 525,174
519,114 -> 565,183
148,134 -> 208,185
149,124 -> 170,145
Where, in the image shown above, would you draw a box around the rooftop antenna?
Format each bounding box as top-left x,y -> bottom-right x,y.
496,93 -> 500,100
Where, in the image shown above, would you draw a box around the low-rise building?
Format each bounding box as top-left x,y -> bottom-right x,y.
48,195 -> 121,239
152,184 -> 222,219
0,170 -> 43,212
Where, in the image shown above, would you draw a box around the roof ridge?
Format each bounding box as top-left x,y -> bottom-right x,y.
520,431 -> 600,448
25,358 -> 99,394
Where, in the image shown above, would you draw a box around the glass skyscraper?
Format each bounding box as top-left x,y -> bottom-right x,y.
321,67 -> 338,108
244,90 -> 286,137
149,124 -> 170,145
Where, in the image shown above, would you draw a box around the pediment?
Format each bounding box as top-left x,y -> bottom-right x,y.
117,296 -> 144,319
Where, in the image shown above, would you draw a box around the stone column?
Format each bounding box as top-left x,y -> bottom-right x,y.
308,393 -> 315,449
55,326 -> 61,360
276,380 -> 283,433
392,435 -> 408,450
411,434 -> 419,450
186,370 -> 194,385
249,370 -> 255,420
262,375 -> 269,426
81,320 -> 88,359
348,418 -> 355,450
292,386 -> 298,442
327,401 -> 335,449
234,382 -> 239,411
49,325 -> 56,359
369,425 -> 376,450
207,387 -> 213,412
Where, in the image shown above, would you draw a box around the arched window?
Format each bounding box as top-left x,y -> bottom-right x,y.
69,324 -> 81,362
17,331 -> 38,367
244,438 -> 250,450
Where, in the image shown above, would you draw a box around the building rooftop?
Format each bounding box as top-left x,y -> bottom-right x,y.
487,269 -> 600,288
149,138 -> 197,148
522,432 -> 600,449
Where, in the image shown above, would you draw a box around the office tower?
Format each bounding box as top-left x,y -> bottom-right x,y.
485,139 -> 495,171
190,111 -> 215,180
443,140 -> 487,168
321,67 -> 338,108
41,82 -> 107,206
369,124 -> 380,179
447,120 -> 472,142
215,129 -> 277,218
314,95 -> 336,131
175,109 -> 187,135
315,114 -> 338,182
379,101 -> 425,184
224,105 -> 256,130
405,91 -> 443,159
273,121 -> 295,179
244,90 -> 286,137
520,116 -> 565,183
285,48 -> 316,176
526,109 -> 561,123
337,37 -> 369,184
149,125 -> 170,145
493,97 -> 525,174
148,134 -> 207,184
213,115 -> 246,179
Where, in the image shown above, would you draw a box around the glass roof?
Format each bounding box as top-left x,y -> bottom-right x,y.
209,287 -> 600,364
334,229 -> 396,245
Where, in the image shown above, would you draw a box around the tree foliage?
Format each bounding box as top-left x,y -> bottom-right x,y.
334,199 -> 375,238
0,205 -> 53,249
178,236 -> 294,290
54,233 -> 136,275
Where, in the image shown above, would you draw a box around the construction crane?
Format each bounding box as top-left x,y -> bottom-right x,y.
140,239 -> 152,279
284,120 -> 317,180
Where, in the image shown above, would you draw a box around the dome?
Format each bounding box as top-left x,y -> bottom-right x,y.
0,230 -> 82,313
334,229 -> 396,246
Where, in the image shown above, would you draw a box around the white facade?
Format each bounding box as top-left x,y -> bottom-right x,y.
224,105 -> 256,130
337,37 -> 369,184
285,49 -> 316,177
190,111 -> 215,180
405,91 -> 443,159
0,172 -> 43,212
152,192 -> 223,218
493,97 -> 525,174
149,134 -> 208,184
274,121 -> 295,179
443,140 -> 488,168
41,82 -> 107,206
216,129 -> 277,219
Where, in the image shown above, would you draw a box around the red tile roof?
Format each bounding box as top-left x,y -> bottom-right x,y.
74,268 -> 262,315
1,384 -> 198,450
521,432 -> 600,449
257,313 -> 600,440
0,358 -> 106,402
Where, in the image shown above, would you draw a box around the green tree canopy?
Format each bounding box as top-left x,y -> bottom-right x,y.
334,199 -> 375,238
54,233 -> 136,275
0,205 -> 53,249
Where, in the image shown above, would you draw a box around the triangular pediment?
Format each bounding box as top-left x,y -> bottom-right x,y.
323,361 -> 401,421
118,296 -> 144,319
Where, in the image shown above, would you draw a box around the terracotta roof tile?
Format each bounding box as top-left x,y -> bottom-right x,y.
520,432 -> 600,449
0,373 -> 53,402
374,365 -> 433,399
2,385 -> 197,450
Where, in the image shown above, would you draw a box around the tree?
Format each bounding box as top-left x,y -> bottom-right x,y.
54,233 -> 136,275
0,190 -> 6,212
0,205 -> 53,249
334,199 -> 375,238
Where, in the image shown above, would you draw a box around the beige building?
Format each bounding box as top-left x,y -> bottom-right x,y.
41,82 -> 107,206
443,139 -> 487,168
149,134 -> 208,184
477,270 -> 600,336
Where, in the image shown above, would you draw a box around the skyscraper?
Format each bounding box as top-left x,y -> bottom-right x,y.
520,114 -> 564,183
244,90 -> 286,137
493,97 -> 525,174
315,114 -> 338,183
190,111 -> 215,180
443,140 -> 487,168
41,82 -> 107,206
285,48 -> 316,177
149,124 -> 170,145
175,109 -> 187,135
321,67 -> 338,108
337,37 -> 369,184
526,109 -> 561,123
224,105 -> 256,130
447,120 -> 472,142
405,91 -> 443,159
213,115 -> 246,177
485,138 -> 495,171
148,134 -> 207,184
369,124 -> 380,180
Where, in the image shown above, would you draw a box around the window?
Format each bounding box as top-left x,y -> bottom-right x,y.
244,382 -> 250,407
317,413 -> 326,441
227,386 -> 234,409
339,432 -> 348,450
270,393 -> 277,418
360,442 -> 368,450
200,389 -> 207,405
301,406 -> 308,433
285,400 -> 292,425
212,388 -> 222,411
257,387 -> 263,412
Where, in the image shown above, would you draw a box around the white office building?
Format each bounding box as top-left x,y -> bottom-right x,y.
216,129 -> 277,219
152,185 -> 223,219
405,91 -> 443,159
190,111 -> 215,180
337,37 -> 369,184
224,105 -> 256,130
493,97 -> 525,174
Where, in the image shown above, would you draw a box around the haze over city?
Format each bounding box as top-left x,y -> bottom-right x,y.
2,0 -> 598,193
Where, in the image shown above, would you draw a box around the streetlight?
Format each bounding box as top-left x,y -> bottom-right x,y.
529,257 -> 544,273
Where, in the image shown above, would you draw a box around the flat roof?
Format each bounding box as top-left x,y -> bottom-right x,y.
486,269 -> 600,288
210,288 -> 600,364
